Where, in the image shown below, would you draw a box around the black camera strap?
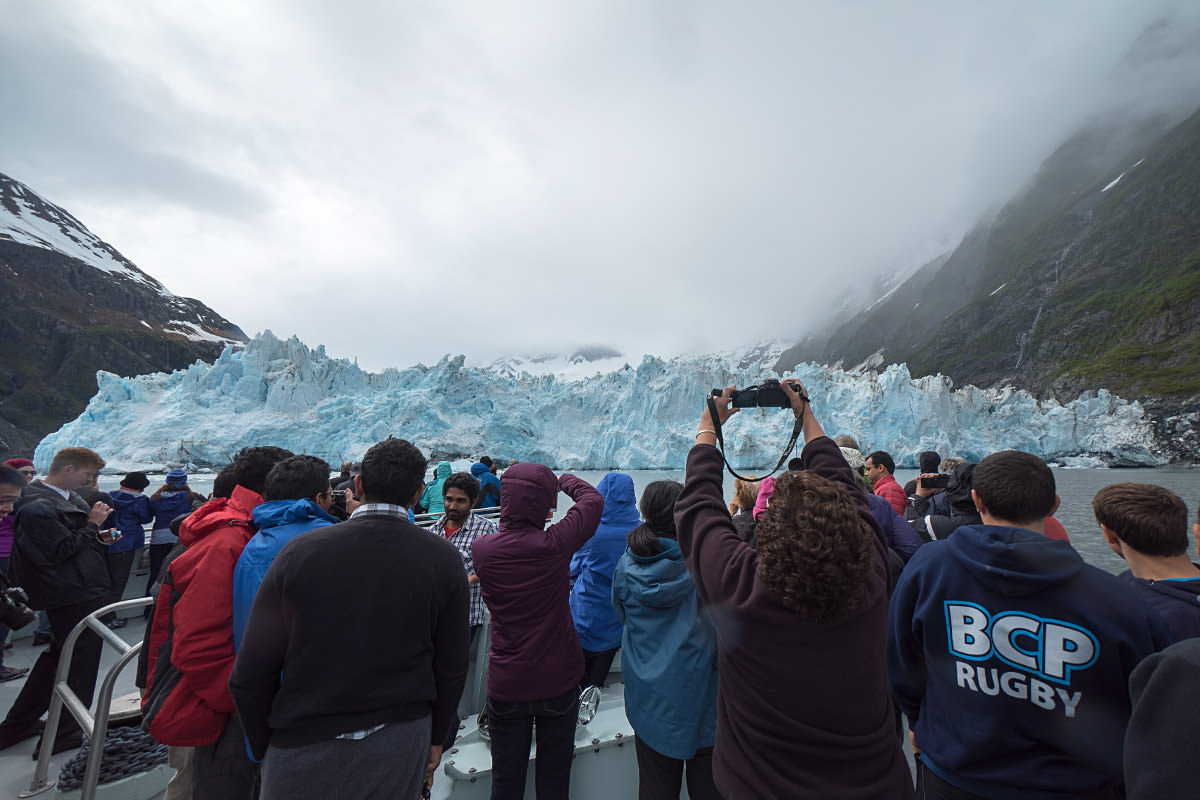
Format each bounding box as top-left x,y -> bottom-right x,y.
705,395 -> 805,482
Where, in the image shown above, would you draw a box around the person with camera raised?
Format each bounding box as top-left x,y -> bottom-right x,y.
678,381 -> 913,799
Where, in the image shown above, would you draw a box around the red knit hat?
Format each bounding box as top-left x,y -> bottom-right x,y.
3,458 -> 33,470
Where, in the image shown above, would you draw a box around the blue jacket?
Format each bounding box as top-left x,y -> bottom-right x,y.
1119,567 -> 1200,641
888,524 -> 1173,799
569,473 -> 640,651
611,537 -> 717,759
232,498 -> 338,650
867,493 -> 924,563
150,489 -> 195,533
471,462 -> 501,510
108,488 -> 153,553
419,462 -> 452,515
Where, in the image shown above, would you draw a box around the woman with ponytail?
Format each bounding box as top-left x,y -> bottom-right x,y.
611,480 -> 721,800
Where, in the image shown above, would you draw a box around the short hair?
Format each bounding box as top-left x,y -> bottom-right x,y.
834,435 -> 861,451
866,451 -> 895,474
212,465 -> 238,498
232,446 -> 294,494
787,457 -> 805,471
265,455 -> 331,502
733,478 -> 760,513
479,456 -> 494,468
754,470 -> 877,621
0,465 -> 23,489
359,438 -> 426,506
938,456 -> 966,474
1092,483 -> 1189,557
973,450 -> 1056,525
48,447 -> 105,475
628,480 -> 684,557
443,472 -> 480,503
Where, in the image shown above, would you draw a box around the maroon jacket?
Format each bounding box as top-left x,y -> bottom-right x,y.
473,465 -> 603,702
675,437 -> 913,800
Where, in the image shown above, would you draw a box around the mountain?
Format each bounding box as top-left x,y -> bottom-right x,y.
779,105 -> 1200,408
0,171 -> 246,458
35,331 -> 1158,472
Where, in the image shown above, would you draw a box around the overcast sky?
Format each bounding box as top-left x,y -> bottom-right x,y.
3,1 -> 1199,371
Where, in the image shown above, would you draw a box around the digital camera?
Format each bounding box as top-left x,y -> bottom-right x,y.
712,379 -> 795,409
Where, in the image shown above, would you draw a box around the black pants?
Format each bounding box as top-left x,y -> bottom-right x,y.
146,543 -> 174,596
580,647 -> 619,689
100,550 -> 137,622
634,737 -> 723,800
192,714 -> 260,800
487,687 -> 578,800
0,598 -> 105,743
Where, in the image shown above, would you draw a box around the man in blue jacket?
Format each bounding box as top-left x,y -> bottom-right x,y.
888,450 -> 1172,800
232,455 -> 338,650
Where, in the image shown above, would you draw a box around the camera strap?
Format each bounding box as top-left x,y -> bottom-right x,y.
705,396 -> 805,482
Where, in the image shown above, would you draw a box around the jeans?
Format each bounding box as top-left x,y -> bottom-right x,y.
487,687 -> 578,800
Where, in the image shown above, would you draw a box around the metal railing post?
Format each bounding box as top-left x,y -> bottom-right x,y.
20,596 -> 153,799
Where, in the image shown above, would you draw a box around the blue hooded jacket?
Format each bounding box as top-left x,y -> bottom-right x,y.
233,498 -> 338,650
611,537 -> 717,759
108,488 -> 153,553
419,461 -> 453,516
569,472 -> 641,651
150,488 -> 195,535
470,462 -> 501,510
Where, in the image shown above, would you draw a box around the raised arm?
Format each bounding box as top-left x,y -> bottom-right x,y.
545,473 -> 603,554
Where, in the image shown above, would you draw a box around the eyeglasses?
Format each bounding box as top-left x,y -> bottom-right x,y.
18,469 -> 35,477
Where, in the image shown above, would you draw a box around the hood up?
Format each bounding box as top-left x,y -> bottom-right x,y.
469,462 -> 489,479
948,523 -> 1084,597
597,472 -> 640,528
499,462 -> 558,529
944,462 -> 979,516
434,461 -> 452,480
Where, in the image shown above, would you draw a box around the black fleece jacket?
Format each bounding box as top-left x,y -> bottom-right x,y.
10,481 -> 110,610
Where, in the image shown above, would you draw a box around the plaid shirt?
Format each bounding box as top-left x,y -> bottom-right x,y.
427,512 -> 498,626
350,503 -> 410,521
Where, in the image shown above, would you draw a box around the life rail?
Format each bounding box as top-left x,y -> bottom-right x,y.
413,507 -> 499,527
21,597 -> 154,800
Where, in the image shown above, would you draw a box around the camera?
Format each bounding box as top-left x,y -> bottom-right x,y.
920,474 -> 950,490
712,379 -> 795,409
0,585 -> 38,631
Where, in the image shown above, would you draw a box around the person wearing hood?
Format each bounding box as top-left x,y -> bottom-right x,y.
903,450 -> 942,497
611,480 -> 721,800
419,461 -> 452,516
888,450 -> 1172,800
471,458 -> 502,510
473,463 -> 603,800
906,462 -> 981,542
102,471 -> 154,629
1093,482 -> 1200,641
569,472 -> 641,689
142,446 -> 292,799
146,468 -> 205,598
232,456 -> 338,650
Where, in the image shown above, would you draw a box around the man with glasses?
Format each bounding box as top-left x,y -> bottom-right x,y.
0,447 -> 117,757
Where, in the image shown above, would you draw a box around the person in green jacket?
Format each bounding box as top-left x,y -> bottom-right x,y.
419,461 -> 452,515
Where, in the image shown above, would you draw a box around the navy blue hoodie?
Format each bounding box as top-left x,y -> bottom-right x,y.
1119,566 -> 1200,641
888,524 -> 1172,799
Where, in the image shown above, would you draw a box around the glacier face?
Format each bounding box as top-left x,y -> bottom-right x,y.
35,331 -> 1159,472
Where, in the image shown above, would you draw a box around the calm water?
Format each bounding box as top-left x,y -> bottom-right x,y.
100,467 -> 1200,576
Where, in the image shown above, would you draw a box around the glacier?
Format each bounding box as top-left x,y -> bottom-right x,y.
35,331 -> 1160,472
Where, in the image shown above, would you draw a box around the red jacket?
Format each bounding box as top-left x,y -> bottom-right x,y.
872,472 -> 907,516
142,486 -> 262,746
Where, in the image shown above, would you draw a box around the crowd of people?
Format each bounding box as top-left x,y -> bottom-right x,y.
0,378 -> 1196,799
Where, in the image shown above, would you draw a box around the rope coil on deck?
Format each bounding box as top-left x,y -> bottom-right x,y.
56,725 -> 168,791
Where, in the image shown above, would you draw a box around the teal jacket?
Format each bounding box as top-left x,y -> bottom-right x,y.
611,537 -> 718,759
419,461 -> 453,515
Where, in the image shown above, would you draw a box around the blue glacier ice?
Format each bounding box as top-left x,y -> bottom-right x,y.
35,331 -> 1160,472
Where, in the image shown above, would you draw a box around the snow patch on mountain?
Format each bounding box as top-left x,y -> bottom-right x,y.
36,331 -> 1159,472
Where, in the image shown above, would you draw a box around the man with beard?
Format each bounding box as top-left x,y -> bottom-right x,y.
427,472 -> 497,647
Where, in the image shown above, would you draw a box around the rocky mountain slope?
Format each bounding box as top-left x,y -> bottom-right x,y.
0,172 -> 246,458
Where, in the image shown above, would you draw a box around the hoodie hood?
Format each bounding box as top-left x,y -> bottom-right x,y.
470,462 -> 489,479
597,473 -> 640,527
252,498 -> 338,530
948,523 -> 1084,597
435,461 -> 452,480
178,485 -> 261,546
918,451 -> 941,474
498,462 -> 558,529
944,462 -> 978,516
622,538 -> 696,609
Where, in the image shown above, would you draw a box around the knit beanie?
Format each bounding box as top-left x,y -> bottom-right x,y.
121,471 -> 151,491
4,458 -> 33,470
166,468 -> 188,486
918,450 -> 941,474
839,447 -> 865,470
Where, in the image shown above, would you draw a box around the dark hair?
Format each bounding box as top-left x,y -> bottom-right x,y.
918,450 -> 941,474
121,471 -> 151,491
973,450 -> 1056,525
754,470 -> 876,621
627,480 -> 683,557
212,464 -> 238,498
1092,483 -> 1189,557
787,457 -> 805,471
866,451 -> 895,474
479,456 -> 493,468
233,446 -> 295,495
359,438 -> 426,506
0,464 -> 23,489
443,472 -> 480,503
265,455 -> 332,502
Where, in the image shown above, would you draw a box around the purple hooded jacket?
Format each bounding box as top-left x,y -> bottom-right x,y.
473,465 -> 603,702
